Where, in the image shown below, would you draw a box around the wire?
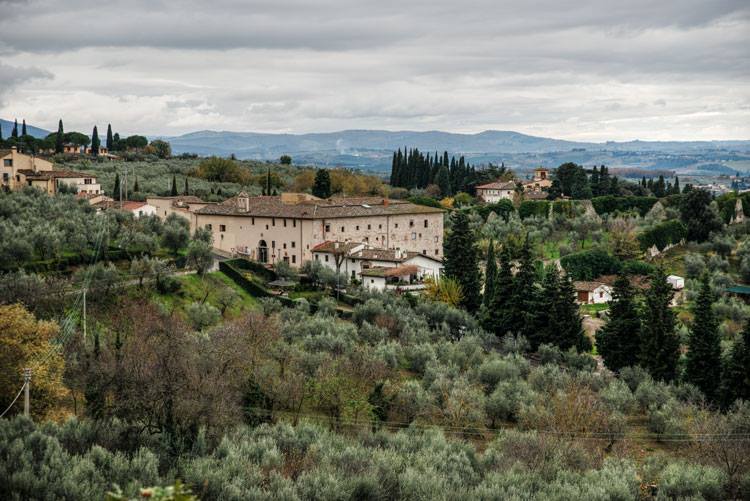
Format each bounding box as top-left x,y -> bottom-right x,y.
0,382 -> 27,419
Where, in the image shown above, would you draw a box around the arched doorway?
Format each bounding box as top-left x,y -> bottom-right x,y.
258,240 -> 268,263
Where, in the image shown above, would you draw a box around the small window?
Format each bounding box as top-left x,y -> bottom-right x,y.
411,232 -> 416,240
206,224 -> 213,230
252,217 -> 255,225
292,255 -> 296,264
367,224 -> 371,230
266,224 -> 269,230
356,225 -> 359,231
394,223 -> 399,228
422,249 -> 427,254
315,255 -> 319,261
325,255 -> 329,262
272,218 -> 276,226
271,241 -> 276,248
371,279 -> 374,284
283,243 -> 287,249
378,224 -> 382,229
409,220 -> 414,227
325,224 -> 330,232
340,226 -> 345,232
293,220 -> 297,227
435,249 -> 439,255
291,241 -> 296,248
424,219 -> 428,228
220,224 -> 226,232
3,159 -> 12,167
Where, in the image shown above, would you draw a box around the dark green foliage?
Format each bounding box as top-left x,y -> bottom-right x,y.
389,147 -> 480,194
596,274 -> 642,372
638,220 -> 687,251
591,195 -> 658,216
407,195 -> 441,208
106,123 -> 113,150
312,168 -> 332,199
483,240 -> 497,309
560,249 -> 620,280
242,378 -> 273,426
685,275 -> 722,402
506,237 -> 539,343
555,162 -> 592,199
183,177 -> 189,196
518,200 -> 549,219
474,199 -> 515,220
91,125 -> 100,156
716,192 -> 750,223
133,176 -> 139,193
535,267 -> 587,351
435,164 -> 451,196
720,322 -> 750,408
55,119 -> 64,154
443,210 -> 482,312
21,119 -> 27,136
170,175 -> 178,196
279,154 -> 292,165
112,173 -> 120,199
12,118 -> 18,137
482,248 -> 513,337
620,259 -> 654,276
639,269 -> 680,382
679,188 -> 723,242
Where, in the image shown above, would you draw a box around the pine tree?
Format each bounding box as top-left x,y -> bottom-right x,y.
112,173 -> 120,199
507,236 -> 540,346
483,248 -> 514,336
443,211 -> 482,312
12,119 -> 18,137
133,176 -> 139,192
685,274 -> 722,402
55,119 -> 64,154
596,273 -> 642,372
719,321 -> 750,408
91,126 -> 100,156
171,175 -> 178,196
312,169 -> 331,198
483,240 -> 497,309
639,268 -> 680,382
21,119 -> 27,136
106,124 -> 113,150
184,177 -> 189,196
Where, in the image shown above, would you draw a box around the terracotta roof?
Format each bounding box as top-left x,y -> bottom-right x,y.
119,201 -> 148,211
573,281 -> 610,292
147,195 -> 204,203
195,195 -> 443,219
312,241 -> 364,254
360,267 -> 389,277
384,264 -> 419,277
17,169 -> 94,180
476,180 -> 517,190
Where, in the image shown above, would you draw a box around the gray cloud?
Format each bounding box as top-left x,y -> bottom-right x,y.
0,0 -> 748,140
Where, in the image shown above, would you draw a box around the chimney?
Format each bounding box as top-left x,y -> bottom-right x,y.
11,146 -> 17,152
383,198 -> 389,207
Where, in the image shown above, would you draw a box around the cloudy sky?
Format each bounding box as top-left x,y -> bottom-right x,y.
0,0 -> 748,141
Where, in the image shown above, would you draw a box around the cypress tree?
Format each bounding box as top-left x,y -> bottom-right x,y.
312,169 -> 332,199
435,165 -> 451,196
719,321 -> 750,408
112,173 -> 120,199
184,177 -> 189,196
12,119 -> 18,137
106,124 -> 113,150
483,240 -> 497,309
55,119 -> 64,154
590,166 -> 600,196
266,166 -> 271,195
21,119 -> 27,136
91,125 -> 100,156
639,268 -> 680,382
133,176 -> 139,193
673,176 -> 680,195
171,175 -> 178,196
507,236 -> 540,346
685,274 -> 722,402
483,248 -> 514,336
596,273 -> 642,372
443,210 -> 482,312
556,273 -> 588,352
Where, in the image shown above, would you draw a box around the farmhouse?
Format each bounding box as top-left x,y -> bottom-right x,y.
0,146 -> 101,195
573,281 -> 612,304
475,180 -> 516,203
311,241 -> 443,290
523,167 -> 552,192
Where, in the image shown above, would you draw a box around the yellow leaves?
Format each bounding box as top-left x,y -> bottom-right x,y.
440,197 -> 454,209
0,304 -> 69,420
424,276 -> 464,307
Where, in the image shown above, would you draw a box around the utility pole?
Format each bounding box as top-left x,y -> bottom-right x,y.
82,289 -> 87,340
23,368 -> 31,417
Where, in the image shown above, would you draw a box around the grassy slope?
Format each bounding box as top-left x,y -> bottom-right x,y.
153,271 -> 259,318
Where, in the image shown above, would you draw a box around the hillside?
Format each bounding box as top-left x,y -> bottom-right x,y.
0,118 -> 50,139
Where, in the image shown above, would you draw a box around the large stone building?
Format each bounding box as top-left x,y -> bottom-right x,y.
149,192 -> 445,265
0,146 -> 101,195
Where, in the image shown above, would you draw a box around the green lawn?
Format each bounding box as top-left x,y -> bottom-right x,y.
153,271 -> 259,317
580,302 -> 609,315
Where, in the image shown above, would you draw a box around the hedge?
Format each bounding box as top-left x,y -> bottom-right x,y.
225,258 -> 277,282
591,196 -> 658,216
638,220 -> 687,251
518,200 -> 550,219
474,199 -> 515,220
552,200 -> 576,218
219,260 -> 271,298
560,249 -> 621,281
408,195 -> 442,208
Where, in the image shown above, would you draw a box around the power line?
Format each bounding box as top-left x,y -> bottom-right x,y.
0,382 -> 27,419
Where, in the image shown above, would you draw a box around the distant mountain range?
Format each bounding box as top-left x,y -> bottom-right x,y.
164,129 -> 750,174
0,119 -> 50,139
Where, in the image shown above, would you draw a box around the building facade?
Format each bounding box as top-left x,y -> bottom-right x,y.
475,180 -> 517,203
1,146 -> 100,195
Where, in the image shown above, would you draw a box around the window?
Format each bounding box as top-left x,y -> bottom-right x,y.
220,225 -> 226,232
364,236 -> 369,242
367,224 -> 371,230
340,226 -> 345,232
423,249 -> 427,254
394,223 -> 398,228
291,241 -> 296,248
435,249 -> 440,255
2,173 -> 8,182
418,233 -> 422,238
293,220 -> 296,227
424,219 -> 428,228
252,217 -> 255,225
325,255 -> 329,262
271,241 -> 276,248
283,243 -> 287,249
434,236 -> 439,243
411,232 -> 416,240
3,159 -> 12,167
325,224 -> 330,232
283,219 -> 287,227
84,178 -> 92,184
315,255 -> 319,261
206,224 -> 213,230
371,279 -> 374,284
409,220 -> 414,227
292,255 -> 296,264
266,224 -> 269,230
378,224 -> 382,229
272,218 -> 276,226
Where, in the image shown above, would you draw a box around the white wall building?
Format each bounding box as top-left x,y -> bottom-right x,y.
573,281 -> 613,304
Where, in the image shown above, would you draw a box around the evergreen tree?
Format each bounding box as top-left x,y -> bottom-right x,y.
266,167 -> 272,196
673,176 -> 680,195
719,321 -> 750,408
91,126 -> 100,156
55,119 -> 64,154
113,132 -> 121,151
184,177 -> 189,196
133,176 -> 139,193
590,166 -> 600,196
312,169 -> 332,199
435,165 -> 451,196
483,240 -> 497,309
483,248 -> 514,336
639,268 -> 680,382
443,211 -> 481,312
680,188 -> 723,242
21,119 -> 27,136
685,274 -> 722,402
112,173 -> 120,199
507,236 -> 540,345
12,119 -> 18,137
555,273 -> 588,352
106,124 -> 113,150
171,175 -> 178,196
596,273 -> 642,372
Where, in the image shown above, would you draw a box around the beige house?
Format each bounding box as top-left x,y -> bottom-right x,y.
573,281 -> 612,304
150,192 -> 445,266
0,146 -> 100,195
476,180 -> 517,203
523,167 -> 552,192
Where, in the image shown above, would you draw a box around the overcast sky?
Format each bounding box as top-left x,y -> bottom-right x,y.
0,0 -> 748,141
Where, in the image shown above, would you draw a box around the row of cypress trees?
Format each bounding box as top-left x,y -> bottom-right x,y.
390,148 -> 477,196
443,211 -> 588,352
597,270 -> 750,408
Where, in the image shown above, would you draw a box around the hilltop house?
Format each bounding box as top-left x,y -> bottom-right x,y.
148,192 -> 445,265
0,146 -> 101,195
476,168 -> 552,203
311,241 -> 443,291
475,180 -> 517,203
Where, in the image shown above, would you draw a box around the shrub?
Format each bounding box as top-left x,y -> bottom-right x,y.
658,462 -> 727,500
560,249 -> 620,280
591,195 -> 658,216
185,302 -> 221,330
638,219 -> 687,251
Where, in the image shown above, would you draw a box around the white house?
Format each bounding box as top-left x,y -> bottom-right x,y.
311,241 -> 443,291
667,275 -> 685,290
475,180 -> 516,203
573,281 -> 612,304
